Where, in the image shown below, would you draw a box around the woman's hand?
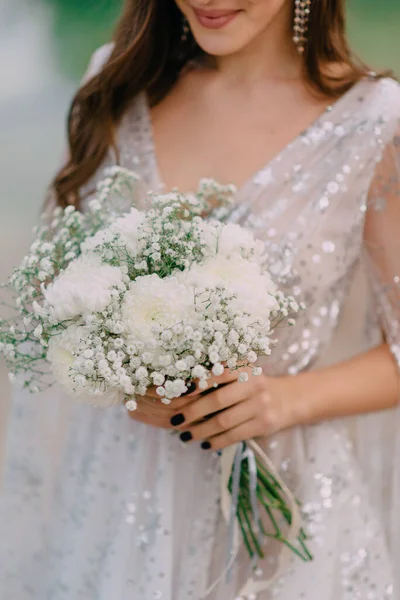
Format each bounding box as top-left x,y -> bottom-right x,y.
170,370 -> 305,451
126,370 -> 239,429
126,385 -> 199,429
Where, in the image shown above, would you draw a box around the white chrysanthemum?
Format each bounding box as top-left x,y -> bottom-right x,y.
82,207 -> 145,254
200,222 -> 265,260
122,274 -> 197,343
109,208 -> 146,253
81,228 -> 116,253
182,255 -> 279,323
44,253 -> 125,321
47,325 -> 123,407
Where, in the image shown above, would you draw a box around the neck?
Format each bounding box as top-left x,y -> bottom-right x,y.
212,5 -> 303,86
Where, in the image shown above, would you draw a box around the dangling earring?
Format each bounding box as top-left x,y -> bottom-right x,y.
181,17 -> 190,43
293,0 -> 312,54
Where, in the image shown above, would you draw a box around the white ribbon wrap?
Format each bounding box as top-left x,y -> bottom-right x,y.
202,439 -> 303,599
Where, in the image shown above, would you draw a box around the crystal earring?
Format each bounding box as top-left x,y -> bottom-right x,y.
181,18 -> 190,43
293,0 -> 312,54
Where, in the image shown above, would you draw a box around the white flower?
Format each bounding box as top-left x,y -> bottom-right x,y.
192,365 -> 207,379
152,372 -> 165,386
200,222 -> 264,260
175,360 -> 187,371
164,378 -> 187,398
252,367 -> 262,376
122,274 -> 196,344
88,199 -> 102,212
238,372 -> 249,383
227,357 -> 237,369
228,330 -> 240,345
135,366 -> 148,380
47,325 -> 123,407
110,208 -> 146,253
44,254 -> 125,321
126,399 -> 138,412
84,207 -> 145,254
209,351 -> 220,364
28,255 -> 39,267
212,363 -> 224,376
199,379 -> 209,390
40,258 -> 52,272
247,351 -> 257,363
81,228 -> 116,252
186,253 -> 275,302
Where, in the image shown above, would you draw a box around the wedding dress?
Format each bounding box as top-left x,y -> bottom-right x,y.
1,45 -> 400,600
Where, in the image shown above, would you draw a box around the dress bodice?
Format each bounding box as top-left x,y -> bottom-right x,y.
83,57 -> 400,380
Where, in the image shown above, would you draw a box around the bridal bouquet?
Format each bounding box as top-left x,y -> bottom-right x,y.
0,167 -> 311,567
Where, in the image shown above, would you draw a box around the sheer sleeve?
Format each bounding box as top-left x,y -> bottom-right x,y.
359,124 -> 400,588
363,127 -> 400,367
80,42 -> 114,85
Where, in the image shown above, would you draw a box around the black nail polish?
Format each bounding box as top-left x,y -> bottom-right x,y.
180,431 -> 193,442
182,382 -> 196,396
170,413 -> 185,427
201,441 -> 211,450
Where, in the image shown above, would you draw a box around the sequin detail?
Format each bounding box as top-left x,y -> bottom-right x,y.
0,49 -> 399,600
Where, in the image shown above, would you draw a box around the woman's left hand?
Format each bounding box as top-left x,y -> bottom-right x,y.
170,369 -> 305,451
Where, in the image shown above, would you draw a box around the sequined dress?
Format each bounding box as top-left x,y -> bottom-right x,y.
1,47 -> 400,600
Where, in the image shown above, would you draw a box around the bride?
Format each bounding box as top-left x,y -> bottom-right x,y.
1,0 -> 399,598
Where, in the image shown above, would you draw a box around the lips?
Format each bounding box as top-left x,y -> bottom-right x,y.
192,7 -> 240,30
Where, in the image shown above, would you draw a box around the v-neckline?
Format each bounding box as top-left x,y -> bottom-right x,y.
141,77 -> 367,196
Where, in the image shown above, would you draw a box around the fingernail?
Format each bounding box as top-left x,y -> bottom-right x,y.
180,431 -> 193,442
170,413 -> 185,426
182,382 -> 196,396
201,441 -> 211,450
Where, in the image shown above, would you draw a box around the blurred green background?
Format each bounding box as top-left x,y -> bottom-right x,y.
0,0 -> 399,400
42,0 -> 400,79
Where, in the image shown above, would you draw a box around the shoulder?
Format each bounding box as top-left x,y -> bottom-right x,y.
82,42 -> 115,83
359,76 -> 400,141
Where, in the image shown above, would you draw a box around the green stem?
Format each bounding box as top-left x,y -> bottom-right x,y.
238,492 -> 264,559
236,501 -> 254,558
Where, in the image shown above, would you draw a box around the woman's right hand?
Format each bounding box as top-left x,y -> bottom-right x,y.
127,369 -> 239,429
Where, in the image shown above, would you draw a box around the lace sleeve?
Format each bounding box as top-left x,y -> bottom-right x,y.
363,128 -> 400,367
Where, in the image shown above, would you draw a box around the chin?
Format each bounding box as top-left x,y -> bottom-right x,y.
190,27 -> 250,57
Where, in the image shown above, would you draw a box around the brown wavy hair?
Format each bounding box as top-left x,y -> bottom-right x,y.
52,0 -> 369,209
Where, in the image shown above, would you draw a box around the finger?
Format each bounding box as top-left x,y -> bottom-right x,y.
171,380 -> 248,428
146,381 -> 200,400
208,368 -> 239,386
127,410 -> 171,429
139,393 -> 199,412
202,418 -> 263,451
183,397 -> 260,441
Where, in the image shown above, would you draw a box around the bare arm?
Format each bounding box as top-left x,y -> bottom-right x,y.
287,343 -> 399,426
